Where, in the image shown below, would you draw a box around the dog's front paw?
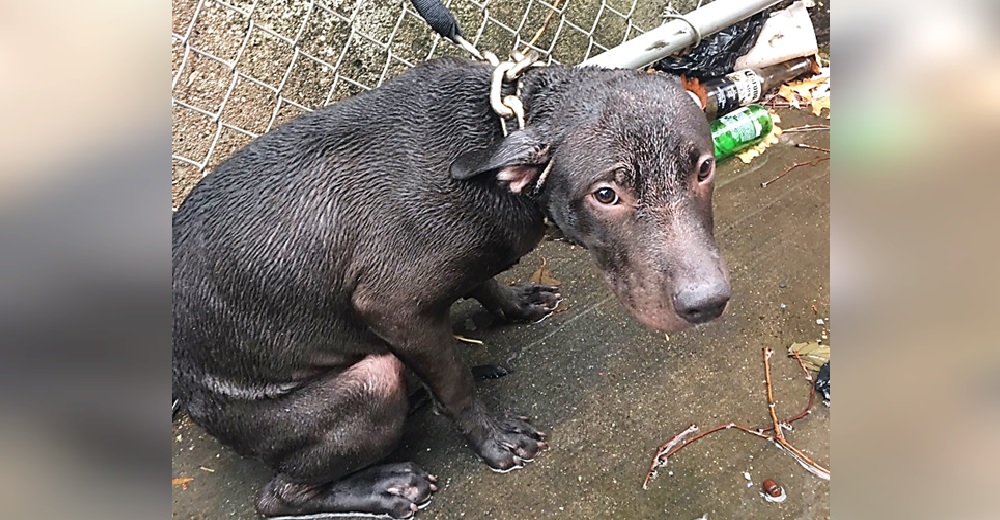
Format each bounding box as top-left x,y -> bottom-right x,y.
499,283 -> 561,323
465,414 -> 549,472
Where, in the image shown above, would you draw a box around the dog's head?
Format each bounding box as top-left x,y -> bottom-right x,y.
451,69 -> 730,332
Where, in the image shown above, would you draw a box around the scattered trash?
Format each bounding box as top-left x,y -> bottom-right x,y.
710,104 -> 773,161
652,0 -> 829,176
643,347 -> 829,489
760,478 -> 787,503
684,57 -> 816,120
198,466 -> 215,473
815,361 -> 830,405
172,477 -> 194,489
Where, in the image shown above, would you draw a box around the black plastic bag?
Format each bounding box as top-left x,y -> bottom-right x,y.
815,361 -> 830,404
652,10 -> 769,79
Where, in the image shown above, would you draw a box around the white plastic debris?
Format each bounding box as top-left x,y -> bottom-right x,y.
735,1 -> 819,70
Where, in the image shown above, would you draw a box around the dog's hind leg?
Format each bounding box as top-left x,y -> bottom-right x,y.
192,354 -> 437,519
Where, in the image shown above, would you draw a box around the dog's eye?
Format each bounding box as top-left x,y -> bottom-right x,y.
697,157 -> 715,182
593,187 -> 619,205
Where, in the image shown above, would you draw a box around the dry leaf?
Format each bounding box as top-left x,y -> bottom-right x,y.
529,257 -> 560,287
172,477 -> 194,488
776,67 -> 830,115
777,84 -> 801,108
811,95 -> 830,118
788,341 -> 830,372
680,75 -> 707,109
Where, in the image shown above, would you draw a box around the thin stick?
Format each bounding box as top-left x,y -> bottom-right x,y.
761,157 -> 829,187
523,0 -> 564,51
644,424 -> 698,489
784,125 -> 830,133
795,143 -> 830,153
453,335 -> 483,345
775,438 -> 830,480
643,346 -> 830,488
645,421 -> 777,487
765,348 -> 829,480
763,347 -> 784,441
754,351 -> 815,433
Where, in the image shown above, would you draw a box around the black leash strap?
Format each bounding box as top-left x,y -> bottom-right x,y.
410,0 -> 464,42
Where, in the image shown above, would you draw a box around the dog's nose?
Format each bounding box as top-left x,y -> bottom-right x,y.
674,283 -> 731,324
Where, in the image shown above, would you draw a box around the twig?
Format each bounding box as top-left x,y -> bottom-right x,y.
763,347 -> 784,441
643,424 -> 698,489
761,157 -> 829,188
755,351 -> 815,433
795,143 -> 830,153
453,335 -> 483,345
643,347 -> 830,488
523,0 -> 564,51
784,125 -> 830,133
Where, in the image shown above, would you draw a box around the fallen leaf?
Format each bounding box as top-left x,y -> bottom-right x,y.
172,477 -> 194,488
788,341 -> 830,372
777,85 -> 801,108
775,68 -> 830,114
530,257 -> 560,287
811,95 -> 831,118
680,75 -> 707,109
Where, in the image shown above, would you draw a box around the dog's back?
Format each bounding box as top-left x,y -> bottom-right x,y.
172,57 -> 543,411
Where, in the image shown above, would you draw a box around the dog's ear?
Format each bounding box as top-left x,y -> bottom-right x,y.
450,128 -> 551,194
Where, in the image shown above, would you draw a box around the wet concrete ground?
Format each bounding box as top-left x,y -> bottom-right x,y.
172,108 -> 830,520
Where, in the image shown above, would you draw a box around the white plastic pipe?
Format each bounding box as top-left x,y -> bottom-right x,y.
579,0 -> 784,69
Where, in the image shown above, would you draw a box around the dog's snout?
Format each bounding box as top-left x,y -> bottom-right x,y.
673,282 -> 731,324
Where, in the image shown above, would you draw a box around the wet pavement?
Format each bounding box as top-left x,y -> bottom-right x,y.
172,108 -> 830,520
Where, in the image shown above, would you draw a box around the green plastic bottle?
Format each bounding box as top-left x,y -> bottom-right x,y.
710,104 -> 773,160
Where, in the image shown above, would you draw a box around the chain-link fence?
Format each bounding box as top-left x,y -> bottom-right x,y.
171,0 -> 703,207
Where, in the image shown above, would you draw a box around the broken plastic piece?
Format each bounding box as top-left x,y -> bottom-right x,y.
735,0 -> 819,70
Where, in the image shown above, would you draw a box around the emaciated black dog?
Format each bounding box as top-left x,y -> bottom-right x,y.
173,57 -> 730,519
